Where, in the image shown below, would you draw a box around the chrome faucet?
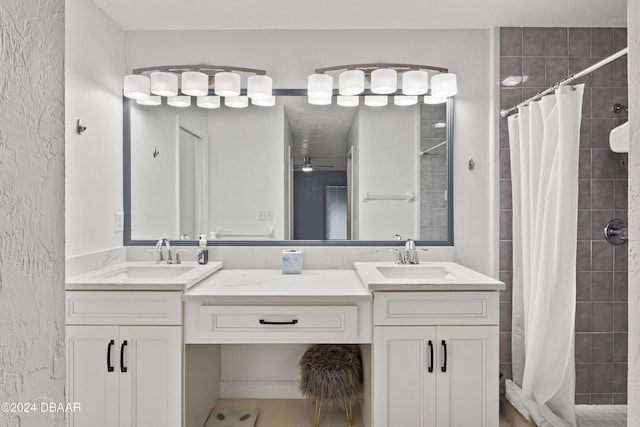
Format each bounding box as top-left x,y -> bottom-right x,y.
155,238 -> 174,264
404,239 -> 419,264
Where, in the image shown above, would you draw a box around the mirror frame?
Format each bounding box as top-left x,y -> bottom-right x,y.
123,89 -> 454,246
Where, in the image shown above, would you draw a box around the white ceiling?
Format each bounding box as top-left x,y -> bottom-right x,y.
92,0 -> 626,31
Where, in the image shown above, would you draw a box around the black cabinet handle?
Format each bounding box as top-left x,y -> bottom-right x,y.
441,340 -> 447,373
107,340 -> 115,372
259,319 -> 298,325
427,340 -> 434,373
120,340 -> 128,373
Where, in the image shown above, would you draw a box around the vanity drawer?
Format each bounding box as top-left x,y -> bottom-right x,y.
193,305 -> 359,343
66,291 -> 182,325
373,291 -> 499,326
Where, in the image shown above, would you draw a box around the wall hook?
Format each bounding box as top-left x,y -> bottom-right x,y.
76,119 -> 87,135
468,158 -> 475,171
152,147 -> 160,158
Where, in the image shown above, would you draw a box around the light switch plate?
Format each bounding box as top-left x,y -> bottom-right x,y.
114,212 -> 124,232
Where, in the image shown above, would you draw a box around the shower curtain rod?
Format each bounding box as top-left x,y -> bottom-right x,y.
499,47 -> 628,118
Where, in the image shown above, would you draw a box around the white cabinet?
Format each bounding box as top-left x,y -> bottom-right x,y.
66,292 -> 183,427
372,292 -> 500,427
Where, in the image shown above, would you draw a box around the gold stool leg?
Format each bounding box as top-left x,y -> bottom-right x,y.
345,400 -> 353,425
314,400 -> 322,427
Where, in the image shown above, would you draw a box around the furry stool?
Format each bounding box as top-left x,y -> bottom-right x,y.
299,344 -> 362,427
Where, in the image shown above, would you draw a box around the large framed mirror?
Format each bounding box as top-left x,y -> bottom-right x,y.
124,90 -> 453,246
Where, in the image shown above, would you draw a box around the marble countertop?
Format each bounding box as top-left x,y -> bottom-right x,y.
65,261 -> 223,291
354,261 -> 505,291
182,269 -> 372,302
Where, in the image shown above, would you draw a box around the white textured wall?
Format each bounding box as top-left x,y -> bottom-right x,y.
627,1 -> 639,423
0,1 -> 66,426
65,0 -> 124,257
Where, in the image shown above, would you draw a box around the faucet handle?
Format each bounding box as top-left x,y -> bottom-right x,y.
384,248 -> 404,264
174,250 -> 183,264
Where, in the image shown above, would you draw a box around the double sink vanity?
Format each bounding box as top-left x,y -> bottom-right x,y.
65,258 -> 503,427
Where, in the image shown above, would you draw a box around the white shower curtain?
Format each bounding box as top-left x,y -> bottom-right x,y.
508,85 -> 584,427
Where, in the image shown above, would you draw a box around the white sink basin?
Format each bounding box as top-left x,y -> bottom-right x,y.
99,265 -> 196,280
354,262 -> 504,291
376,265 -> 458,280
66,261 -> 223,291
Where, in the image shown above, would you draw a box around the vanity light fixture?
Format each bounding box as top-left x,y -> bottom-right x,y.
136,95 -> 161,106
167,95 -> 191,107
197,96 -> 221,109
252,96 -> 276,107
364,95 -> 388,107
123,64 -> 274,108
423,95 -> 447,104
394,95 -> 418,106
225,96 -> 249,109
337,95 -> 359,107
307,63 -> 456,106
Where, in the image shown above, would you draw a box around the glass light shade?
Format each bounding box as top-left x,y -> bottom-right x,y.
124,74 -> 150,99
214,72 -> 241,97
337,95 -> 359,107
371,68 -> 397,94
197,96 -> 221,109
150,72 -> 178,96
247,75 -> 273,100
394,95 -> 418,106
307,74 -> 333,98
423,95 -> 447,104
181,71 -> 208,96
252,96 -> 276,107
339,70 -> 365,95
308,95 -> 331,105
302,165 -> 313,172
225,96 -> 249,108
431,73 -> 457,97
167,96 -> 191,107
364,95 -> 388,107
402,70 -> 429,95
136,95 -> 161,106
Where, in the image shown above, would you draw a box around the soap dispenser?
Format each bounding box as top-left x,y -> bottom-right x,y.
197,234 -> 209,265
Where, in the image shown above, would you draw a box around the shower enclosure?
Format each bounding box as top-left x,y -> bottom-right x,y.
499,27 -> 628,426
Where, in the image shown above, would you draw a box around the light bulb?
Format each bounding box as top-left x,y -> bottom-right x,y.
197,96 -> 221,109
150,72 -> 178,96
181,71 -> 208,96
124,74 -> 150,99
371,68 -> 397,94
215,72 -> 241,97
247,75 -> 273,100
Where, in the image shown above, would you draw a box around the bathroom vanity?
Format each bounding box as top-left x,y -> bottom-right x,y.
65,261 -> 503,427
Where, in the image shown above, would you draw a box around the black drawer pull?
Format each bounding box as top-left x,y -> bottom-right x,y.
427,340 -> 434,373
259,319 -> 298,325
441,340 -> 448,373
120,340 -> 128,373
107,340 -> 115,372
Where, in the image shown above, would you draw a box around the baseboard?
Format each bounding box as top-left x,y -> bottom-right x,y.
220,380 -> 303,399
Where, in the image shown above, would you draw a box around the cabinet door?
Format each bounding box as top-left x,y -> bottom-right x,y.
67,326 -> 120,427
373,326 -> 437,427
436,326 -> 499,427
119,326 -> 182,427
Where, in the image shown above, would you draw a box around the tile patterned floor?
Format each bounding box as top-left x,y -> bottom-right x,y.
213,399 -> 364,427
576,405 -> 627,427
214,399 -> 513,427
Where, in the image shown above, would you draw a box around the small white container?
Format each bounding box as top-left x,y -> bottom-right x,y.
282,250 -> 302,274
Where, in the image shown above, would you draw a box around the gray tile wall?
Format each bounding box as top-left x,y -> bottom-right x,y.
499,27 -> 628,404
420,103 -> 449,240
